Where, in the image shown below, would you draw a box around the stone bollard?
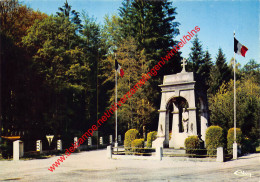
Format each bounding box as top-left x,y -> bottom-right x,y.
107,145 -> 112,159
36,140 -> 43,154
57,140 -> 62,151
118,135 -> 121,143
88,137 -> 92,146
217,147 -> 224,162
99,137 -> 103,145
74,137 -> 78,148
13,140 -> 24,160
233,142 -> 237,159
109,135 -> 113,144
156,147 -> 162,161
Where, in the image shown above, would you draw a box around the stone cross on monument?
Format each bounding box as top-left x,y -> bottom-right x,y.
181,58 -> 187,73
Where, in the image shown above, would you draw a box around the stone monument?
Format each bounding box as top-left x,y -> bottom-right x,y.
152,58 -> 209,148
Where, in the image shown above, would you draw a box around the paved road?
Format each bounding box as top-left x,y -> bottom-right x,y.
0,149 -> 259,181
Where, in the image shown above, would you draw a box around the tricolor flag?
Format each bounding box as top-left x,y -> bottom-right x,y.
115,59 -> 124,77
234,38 -> 248,57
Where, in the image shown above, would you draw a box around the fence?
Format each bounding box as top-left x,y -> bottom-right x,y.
110,146 -> 225,162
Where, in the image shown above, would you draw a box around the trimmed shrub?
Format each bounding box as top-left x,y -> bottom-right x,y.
185,136 -> 200,155
131,138 -> 144,148
227,128 -> 242,154
205,126 -> 224,155
124,129 -> 139,149
147,131 -> 157,148
131,138 -> 144,155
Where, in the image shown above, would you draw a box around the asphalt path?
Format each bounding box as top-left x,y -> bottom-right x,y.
0,149 -> 259,181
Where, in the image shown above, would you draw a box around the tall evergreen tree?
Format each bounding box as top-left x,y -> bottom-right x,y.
56,0 -> 82,31
115,0 -> 181,131
208,48 -> 232,95
118,0 -> 181,73
187,35 -> 212,91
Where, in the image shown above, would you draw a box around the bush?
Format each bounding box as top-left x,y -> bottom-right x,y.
185,136 -> 200,155
124,129 -> 139,149
227,128 -> 242,154
131,138 -> 144,155
241,137 -> 256,154
131,138 -> 144,148
0,140 -> 12,159
205,126 -> 224,155
147,131 -> 157,148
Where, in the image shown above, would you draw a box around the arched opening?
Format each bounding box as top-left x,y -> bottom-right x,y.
166,97 -> 189,144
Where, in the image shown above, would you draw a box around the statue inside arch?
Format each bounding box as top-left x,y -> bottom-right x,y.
182,108 -> 189,133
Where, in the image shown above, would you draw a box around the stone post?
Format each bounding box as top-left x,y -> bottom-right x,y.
216,147 -> 224,162
99,137 -> 103,145
36,140 -> 42,154
57,140 -> 62,151
107,145 -> 112,159
156,147 -> 162,161
233,142 -> 237,159
118,135 -> 121,143
13,140 -> 24,160
109,135 -> 113,144
74,137 -> 78,148
88,137 -> 92,146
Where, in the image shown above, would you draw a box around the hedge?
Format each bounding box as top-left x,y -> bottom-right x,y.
205,126 -> 224,155
184,135 -> 200,154
227,128 -> 242,154
124,129 -> 139,149
131,138 -> 144,155
147,131 -> 157,148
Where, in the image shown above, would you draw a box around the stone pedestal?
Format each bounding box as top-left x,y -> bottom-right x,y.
36,140 -> 42,154
13,140 -> 24,160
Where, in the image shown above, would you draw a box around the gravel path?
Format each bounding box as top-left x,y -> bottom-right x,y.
0,149 -> 259,181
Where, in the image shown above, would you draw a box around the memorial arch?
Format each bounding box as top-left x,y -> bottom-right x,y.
152,59 -> 209,148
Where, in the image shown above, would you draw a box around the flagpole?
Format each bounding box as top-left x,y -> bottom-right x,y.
115,54 -> 118,148
233,31 -> 237,159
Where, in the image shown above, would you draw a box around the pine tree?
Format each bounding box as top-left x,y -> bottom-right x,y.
118,0 -> 181,73
188,35 -> 213,91
116,0 -> 181,132
56,0 -> 82,31
208,48 -> 232,95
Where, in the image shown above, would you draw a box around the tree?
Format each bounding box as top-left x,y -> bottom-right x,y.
119,0 -> 181,71
187,35 -> 213,91
102,38 -> 155,135
0,0 -> 47,44
56,0 -> 82,31
209,76 -> 260,144
241,59 -> 260,84
22,15 -> 91,140
116,0 -> 181,132
0,1 -> 47,139
208,48 -> 232,95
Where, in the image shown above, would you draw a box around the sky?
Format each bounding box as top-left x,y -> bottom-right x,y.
22,0 -> 259,67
